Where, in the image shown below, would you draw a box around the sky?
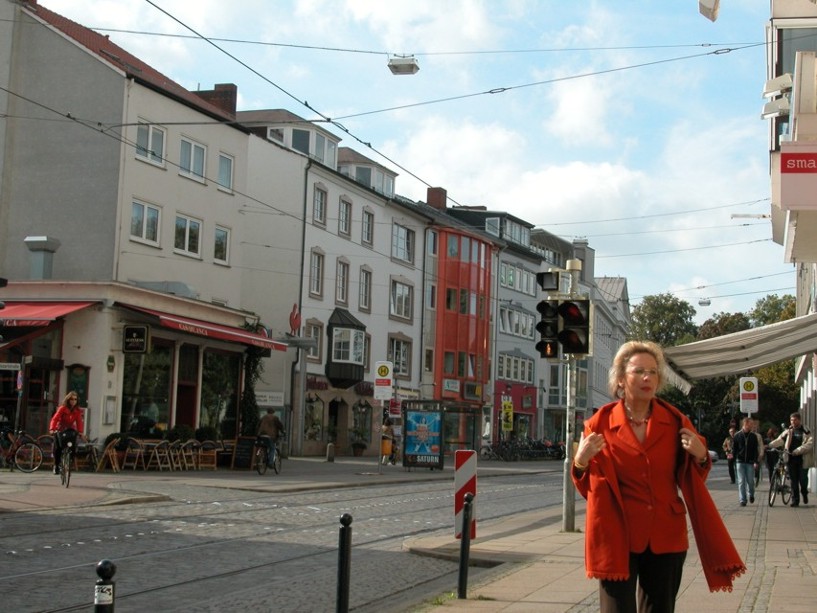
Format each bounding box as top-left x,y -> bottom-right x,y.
42,0 -> 792,323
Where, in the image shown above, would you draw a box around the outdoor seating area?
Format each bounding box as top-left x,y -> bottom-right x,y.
96,438 -> 240,472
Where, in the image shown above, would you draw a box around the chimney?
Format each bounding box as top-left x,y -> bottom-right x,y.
24,236 -> 61,280
194,83 -> 237,117
427,187 -> 447,210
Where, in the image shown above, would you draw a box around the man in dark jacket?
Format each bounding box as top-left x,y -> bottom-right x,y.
733,417 -> 760,506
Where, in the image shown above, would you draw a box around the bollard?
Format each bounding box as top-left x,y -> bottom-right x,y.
457,493 -> 474,599
336,513 -> 353,613
94,559 -> 117,612
326,442 -> 335,463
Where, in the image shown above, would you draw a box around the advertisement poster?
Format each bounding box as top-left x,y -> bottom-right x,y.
403,408 -> 443,470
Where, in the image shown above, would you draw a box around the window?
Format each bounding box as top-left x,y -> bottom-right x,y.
447,235 -> 459,258
130,200 -> 160,244
305,321 -> 323,361
356,167 -> 372,187
174,214 -> 201,256
339,199 -> 352,236
424,348 -> 434,372
333,328 -> 365,364
425,283 -> 437,309
336,259 -> 349,304
292,129 -> 310,155
392,224 -> 415,263
309,249 -> 324,297
390,280 -> 413,320
315,133 -> 326,163
362,209 -> 374,245
214,226 -> 229,264
389,336 -> 411,377
445,288 -> 457,311
326,140 -> 337,168
136,121 -> 165,165
179,137 -> 205,181
359,267 -> 372,311
313,186 -> 327,224
217,153 -> 233,191
443,351 -> 455,375
427,230 -> 438,256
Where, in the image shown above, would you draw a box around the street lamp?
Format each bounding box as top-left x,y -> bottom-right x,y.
388,55 -> 419,75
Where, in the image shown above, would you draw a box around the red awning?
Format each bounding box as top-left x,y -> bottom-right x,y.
0,302 -> 96,327
126,306 -> 287,352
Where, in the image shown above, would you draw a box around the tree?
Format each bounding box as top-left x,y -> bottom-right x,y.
697,312 -> 750,340
750,294 -> 796,327
629,293 -> 697,347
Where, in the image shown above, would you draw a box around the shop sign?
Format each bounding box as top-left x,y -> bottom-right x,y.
122,325 -> 149,353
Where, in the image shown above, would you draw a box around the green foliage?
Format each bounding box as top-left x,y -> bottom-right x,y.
167,423 -> 195,442
240,346 -> 266,436
629,293 -> 697,347
195,425 -> 220,442
750,294 -> 796,326
697,312 -> 750,340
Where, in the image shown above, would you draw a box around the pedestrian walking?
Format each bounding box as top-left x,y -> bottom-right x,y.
769,412 -> 814,507
722,427 -> 736,484
733,417 -> 760,506
573,340 -> 744,610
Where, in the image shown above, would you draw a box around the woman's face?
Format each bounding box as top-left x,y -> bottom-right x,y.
619,352 -> 659,404
67,395 -> 78,408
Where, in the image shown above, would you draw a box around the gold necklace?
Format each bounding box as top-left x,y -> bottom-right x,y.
625,404 -> 650,426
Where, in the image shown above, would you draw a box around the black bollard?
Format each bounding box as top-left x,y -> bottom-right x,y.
336,513 -> 353,613
94,559 -> 117,612
457,492 -> 474,599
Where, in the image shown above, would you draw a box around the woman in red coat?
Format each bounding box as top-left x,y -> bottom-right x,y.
49,391 -> 84,475
572,341 -> 743,611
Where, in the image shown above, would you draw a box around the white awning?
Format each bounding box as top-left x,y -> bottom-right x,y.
664,312 -> 817,391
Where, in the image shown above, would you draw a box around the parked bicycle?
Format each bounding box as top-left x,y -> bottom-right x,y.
254,435 -> 281,475
58,428 -> 79,487
768,449 -> 792,507
0,427 -> 44,472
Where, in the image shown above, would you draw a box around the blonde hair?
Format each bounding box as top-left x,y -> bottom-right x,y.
62,391 -> 79,405
608,340 -> 667,399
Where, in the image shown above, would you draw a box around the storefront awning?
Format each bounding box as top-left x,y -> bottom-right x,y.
126,306 -> 287,352
664,312 -> 817,390
0,301 -> 96,327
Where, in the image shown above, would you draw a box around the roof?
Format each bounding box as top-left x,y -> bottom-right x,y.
595,277 -> 629,303
22,0 -> 234,122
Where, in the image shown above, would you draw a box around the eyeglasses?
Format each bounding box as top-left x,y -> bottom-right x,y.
627,368 -> 659,377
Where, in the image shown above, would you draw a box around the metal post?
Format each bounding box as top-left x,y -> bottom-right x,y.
562,356 -> 577,532
94,559 -> 116,612
336,513 -> 353,613
457,492 -> 474,599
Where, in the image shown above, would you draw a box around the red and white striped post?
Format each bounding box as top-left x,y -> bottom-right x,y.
454,449 -> 477,539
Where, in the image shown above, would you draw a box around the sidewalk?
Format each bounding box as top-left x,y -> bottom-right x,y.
405,478 -> 817,612
2,459 -> 815,612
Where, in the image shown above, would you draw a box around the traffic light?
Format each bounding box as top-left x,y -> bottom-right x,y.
557,299 -> 592,355
535,299 -> 560,358
536,271 -> 560,293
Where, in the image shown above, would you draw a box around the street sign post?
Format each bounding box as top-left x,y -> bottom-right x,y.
739,377 -> 759,414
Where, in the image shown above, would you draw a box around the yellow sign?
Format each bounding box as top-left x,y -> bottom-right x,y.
501,397 -> 513,431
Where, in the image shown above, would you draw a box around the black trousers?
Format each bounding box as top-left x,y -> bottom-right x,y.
727,457 -> 736,483
789,457 -> 805,503
599,548 -> 687,613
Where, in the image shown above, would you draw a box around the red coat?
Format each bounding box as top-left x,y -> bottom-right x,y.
49,404 -> 84,434
573,398 -> 744,592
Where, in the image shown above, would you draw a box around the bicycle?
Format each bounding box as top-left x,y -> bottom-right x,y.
768,449 -> 792,507
57,429 -> 79,488
254,435 -> 281,475
0,427 -> 44,472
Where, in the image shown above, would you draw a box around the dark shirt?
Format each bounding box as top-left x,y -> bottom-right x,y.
733,429 -> 759,464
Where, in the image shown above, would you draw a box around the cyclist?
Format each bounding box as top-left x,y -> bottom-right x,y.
257,408 -> 283,468
49,391 -> 84,475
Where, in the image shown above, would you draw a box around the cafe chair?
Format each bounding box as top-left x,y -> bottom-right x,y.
181,439 -> 199,470
121,437 -> 146,470
198,440 -> 219,470
97,437 -> 121,472
145,439 -> 172,470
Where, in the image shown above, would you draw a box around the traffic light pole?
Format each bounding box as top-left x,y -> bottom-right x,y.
562,354 -> 577,532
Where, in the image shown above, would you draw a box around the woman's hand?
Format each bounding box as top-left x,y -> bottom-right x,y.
679,427 -> 707,463
575,431 -> 606,467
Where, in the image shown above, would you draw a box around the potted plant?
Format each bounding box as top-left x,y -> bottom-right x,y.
350,426 -> 369,456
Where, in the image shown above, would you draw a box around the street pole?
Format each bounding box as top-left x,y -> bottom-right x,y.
562,354 -> 577,532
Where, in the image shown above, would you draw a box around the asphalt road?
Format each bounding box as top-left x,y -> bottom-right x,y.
0,470 -> 564,612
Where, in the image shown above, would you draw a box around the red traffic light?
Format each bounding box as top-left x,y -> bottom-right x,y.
536,339 -> 559,358
557,299 -> 592,355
